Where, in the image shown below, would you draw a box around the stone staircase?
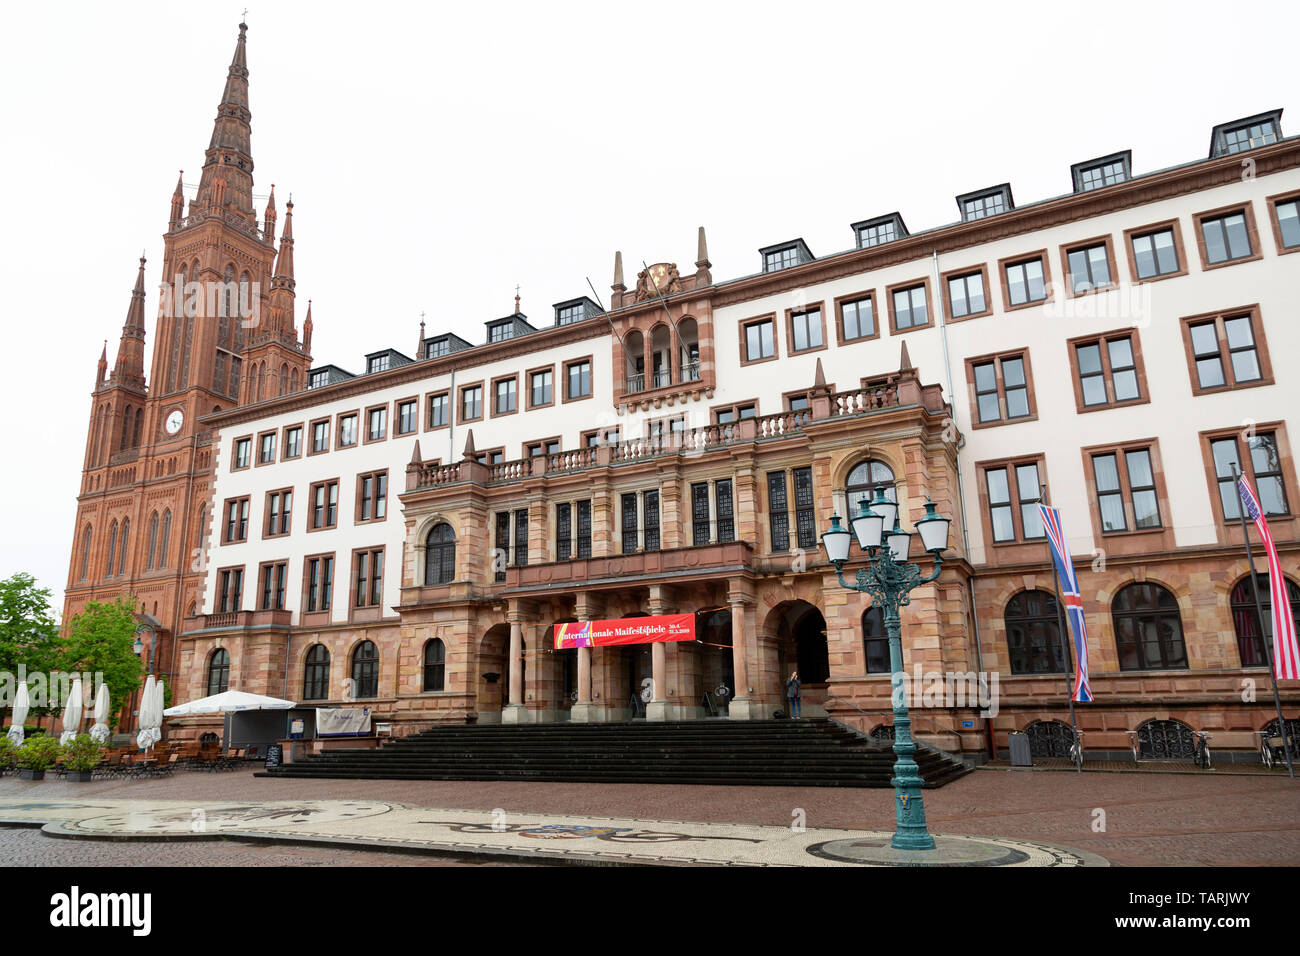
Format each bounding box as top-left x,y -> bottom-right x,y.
260,718 -> 971,788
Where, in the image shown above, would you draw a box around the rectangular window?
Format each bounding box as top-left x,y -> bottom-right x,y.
556,502 -> 572,561
768,471 -> 790,552
565,360 -> 592,399
397,400 -> 417,435
488,323 -> 512,343
743,318 -> 776,362
265,489 -> 292,536
530,369 -> 553,407
621,493 -> 639,554
304,554 -> 334,612
366,406 -> 386,441
368,354 -> 390,374
984,461 -> 1045,542
1071,332 -> 1143,409
1003,256 -> 1047,307
461,385 -> 483,421
557,304 -> 585,325
1222,119 -> 1278,154
1198,209 -> 1254,265
839,295 -> 875,342
1181,308 -> 1269,394
946,271 -> 987,319
310,481 -> 339,530
218,567 -> 243,613
890,284 -> 928,330
962,192 -> 1007,220
223,497 -> 250,543
260,561 -> 287,611
309,370 -> 329,388
494,512 -> 510,581
857,220 -> 897,247
576,499 -> 592,558
338,413 -> 358,447
258,432 -> 276,464
1065,241 -> 1113,293
643,490 -> 660,552
1211,431 -> 1290,519
793,466 -> 816,550
691,482 -> 710,546
353,548 -> 384,608
764,247 -> 799,272
311,419 -> 330,453
427,392 -> 449,428
1274,197 -> 1300,249
1078,160 -> 1127,191
494,377 -> 517,414
1129,227 -> 1181,279
513,509 -> 529,566
968,353 -> 1033,425
715,479 -> 735,544
1091,448 -> 1161,533
284,426 -> 302,459
789,308 -> 823,352
233,438 -> 251,469
358,470 -> 387,521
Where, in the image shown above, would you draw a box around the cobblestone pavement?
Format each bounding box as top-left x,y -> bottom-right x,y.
0,765 -> 1295,866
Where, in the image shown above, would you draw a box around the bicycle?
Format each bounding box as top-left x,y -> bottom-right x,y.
1192,731 -> 1212,769
1068,729 -> 1085,771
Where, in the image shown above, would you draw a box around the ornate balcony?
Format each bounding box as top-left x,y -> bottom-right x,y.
503,540 -> 755,592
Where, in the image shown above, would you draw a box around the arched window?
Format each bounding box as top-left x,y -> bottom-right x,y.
862,607 -> 890,673
625,330 -> 645,393
197,504 -> 208,552
159,510 -> 171,569
207,648 -> 230,696
121,407 -> 133,450
117,518 -> 130,576
846,458 -> 896,512
1134,718 -> 1196,759
423,639 -> 446,692
133,410 -> 143,447
106,521 -> 118,578
1005,590 -> 1066,674
1024,719 -> 1075,757
679,318 -> 700,382
650,323 -> 672,388
1231,574 -> 1300,668
79,525 -> 93,580
424,523 -> 456,585
303,644 -> 331,700
1112,583 -> 1187,671
146,512 -> 159,570
351,641 -> 379,698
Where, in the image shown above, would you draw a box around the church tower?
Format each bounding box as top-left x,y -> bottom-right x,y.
65,23 -> 311,706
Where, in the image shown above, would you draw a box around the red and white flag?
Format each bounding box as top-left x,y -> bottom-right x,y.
1238,475 -> 1300,680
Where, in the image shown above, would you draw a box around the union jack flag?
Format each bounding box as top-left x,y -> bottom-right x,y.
1038,504 -> 1093,703
1238,476 -> 1300,680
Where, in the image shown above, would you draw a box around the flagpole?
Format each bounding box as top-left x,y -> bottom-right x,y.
1230,464 -> 1294,778
1041,484 -> 1081,772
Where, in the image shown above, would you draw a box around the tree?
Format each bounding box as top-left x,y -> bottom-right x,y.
58,597 -> 144,727
0,573 -> 62,724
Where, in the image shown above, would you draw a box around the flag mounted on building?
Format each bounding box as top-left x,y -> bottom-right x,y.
1238,476 -> 1300,680
1039,504 -> 1094,703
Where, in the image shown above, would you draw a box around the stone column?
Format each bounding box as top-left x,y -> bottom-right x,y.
727,598 -> 759,720
502,604 -> 530,724
570,590 -> 599,723
646,586 -> 671,721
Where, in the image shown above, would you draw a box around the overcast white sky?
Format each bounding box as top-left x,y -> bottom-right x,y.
2,0 -> 1296,616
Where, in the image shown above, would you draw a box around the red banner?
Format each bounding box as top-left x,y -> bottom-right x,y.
554,614 -> 695,649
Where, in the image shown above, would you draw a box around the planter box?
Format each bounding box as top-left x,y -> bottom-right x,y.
17,769 -> 45,781
67,771 -> 94,782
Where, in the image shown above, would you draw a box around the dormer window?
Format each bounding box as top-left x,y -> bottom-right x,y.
958,185 -> 1013,222
425,339 -> 449,358
553,297 -> 602,326
367,355 -> 390,374
308,370 -> 329,388
1071,151 -> 1131,193
1210,111 -> 1282,157
488,323 -> 512,343
852,213 -> 908,249
759,239 -> 813,273
557,304 -> 583,325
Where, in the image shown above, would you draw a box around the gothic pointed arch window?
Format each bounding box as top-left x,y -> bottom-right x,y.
197,504 -> 208,554
207,648 -> 230,696
423,639 -> 446,692
424,523 -> 456,585
106,521 -> 118,578
846,458 -> 896,512
862,606 -> 890,673
132,410 -> 142,447
290,368 -> 300,393
79,525 -> 93,580
279,363 -> 288,396
1005,589 -> 1067,673
121,407 -> 133,450
159,510 -> 172,569
146,512 -> 159,570
117,518 -> 130,576
351,641 -> 379,698
1112,582 -> 1187,670
303,644 -> 331,700
1231,574 -> 1300,668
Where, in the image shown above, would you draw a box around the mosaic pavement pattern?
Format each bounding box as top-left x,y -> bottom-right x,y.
0,799 -> 1108,866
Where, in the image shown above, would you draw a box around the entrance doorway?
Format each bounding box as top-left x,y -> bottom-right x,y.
697,608 -> 735,716
772,601 -> 829,716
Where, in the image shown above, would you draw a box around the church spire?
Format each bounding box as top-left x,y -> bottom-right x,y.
263,184 -> 277,238
194,22 -> 255,217
112,257 -> 148,390
274,199 -> 294,281
303,299 -> 313,353
169,171 -> 185,227
96,340 -> 108,386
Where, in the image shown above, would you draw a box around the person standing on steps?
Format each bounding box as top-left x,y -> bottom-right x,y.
786,670 -> 801,719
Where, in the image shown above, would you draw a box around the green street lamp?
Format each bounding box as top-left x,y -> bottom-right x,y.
822,488 -> 951,851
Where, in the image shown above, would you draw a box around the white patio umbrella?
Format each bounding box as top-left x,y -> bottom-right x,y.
136,676 -> 162,751
7,683 -> 29,747
59,678 -> 84,746
89,684 -> 111,744
162,690 -> 295,716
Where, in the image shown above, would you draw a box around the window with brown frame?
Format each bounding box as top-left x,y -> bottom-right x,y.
1088,445 -> 1162,533
563,358 -> 592,401
217,566 -> 244,613
283,425 -> 303,459
1061,236 -> 1118,295
309,480 -> 339,530
365,405 -> 387,442
395,399 -> 418,435
222,496 -> 250,543
356,470 -> 388,522
740,315 -> 778,364
1179,306 -> 1273,395
526,438 -> 561,458
257,431 -> 277,465
459,383 -> 483,423
786,304 -> 826,354
265,488 -> 292,537
232,437 -> 252,470
337,412 -> 359,448
528,367 -> 554,409
980,458 -> 1046,543
1267,191 -> 1300,253
1194,204 -> 1261,269
258,560 -> 288,611
492,375 -> 518,416
581,426 -> 620,447
712,401 -> 758,425
835,292 -> 877,344
1125,221 -> 1186,281
303,553 -> 335,613
999,252 -> 1051,309
887,280 -> 931,332
426,391 -> 449,429
1068,330 -> 1147,412
352,548 -> 385,609
965,351 -> 1035,427
943,267 -> 990,320
1207,428 -> 1292,521
310,418 -> 330,454
475,447 -> 505,466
